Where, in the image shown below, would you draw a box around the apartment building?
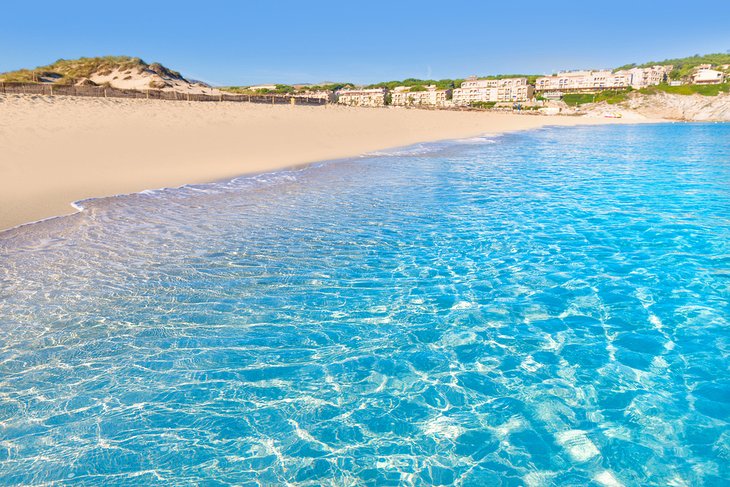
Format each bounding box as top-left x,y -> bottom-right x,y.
336,88 -> 387,107
535,70 -> 629,92
452,77 -> 533,105
615,65 -> 673,89
692,67 -> 726,84
390,85 -> 451,106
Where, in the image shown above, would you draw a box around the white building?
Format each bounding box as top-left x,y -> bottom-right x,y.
692,68 -> 725,85
615,65 -> 673,89
452,77 -> 533,105
246,84 -> 278,91
293,90 -> 336,102
390,85 -> 451,106
535,70 -> 629,92
336,88 -> 387,107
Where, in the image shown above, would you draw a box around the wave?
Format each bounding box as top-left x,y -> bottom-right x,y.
2,131 -> 510,236
71,166 -> 316,213
364,134 -> 503,157
454,133 -> 504,144
364,143 -> 449,157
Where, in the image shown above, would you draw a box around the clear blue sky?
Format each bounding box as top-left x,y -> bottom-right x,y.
1,0 -> 728,86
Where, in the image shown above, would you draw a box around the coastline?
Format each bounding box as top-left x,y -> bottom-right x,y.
0,94 -> 662,231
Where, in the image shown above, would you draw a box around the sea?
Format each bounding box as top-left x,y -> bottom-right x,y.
0,123 -> 728,486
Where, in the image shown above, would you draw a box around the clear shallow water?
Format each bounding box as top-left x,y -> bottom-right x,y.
0,123 -> 729,486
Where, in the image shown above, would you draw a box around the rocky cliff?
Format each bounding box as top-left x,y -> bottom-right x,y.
583,91 -> 730,121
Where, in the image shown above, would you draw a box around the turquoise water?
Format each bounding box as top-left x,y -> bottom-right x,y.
0,123 -> 729,486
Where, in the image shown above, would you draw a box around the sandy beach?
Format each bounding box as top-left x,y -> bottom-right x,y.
0,94 -> 655,231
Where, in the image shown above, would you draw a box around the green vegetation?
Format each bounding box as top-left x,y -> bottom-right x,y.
222,84 -> 294,94
639,83 -> 730,96
220,86 -> 247,94
615,52 -> 730,80
365,78 -> 461,91
477,74 -> 541,84
562,89 -> 632,106
469,101 -> 497,109
0,56 -> 181,84
221,82 -> 354,95
0,69 -> 37,83
562,93 -> 596,106
266,84 -> 296,94
301,83 -> 354,92
365,75 -> 540,91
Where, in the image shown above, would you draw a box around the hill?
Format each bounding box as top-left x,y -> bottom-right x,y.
615,52 -> 730,79
0,56 -> 218,94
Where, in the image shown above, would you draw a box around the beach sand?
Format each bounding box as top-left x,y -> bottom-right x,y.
0,94 -> 655,231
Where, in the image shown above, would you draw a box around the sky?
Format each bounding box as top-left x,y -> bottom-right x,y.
1,0 -> 729,86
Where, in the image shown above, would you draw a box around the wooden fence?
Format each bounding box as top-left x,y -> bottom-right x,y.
0,82 -> 327,106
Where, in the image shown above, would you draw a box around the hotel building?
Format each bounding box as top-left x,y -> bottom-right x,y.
390,85 -> 451,106
692,67 -> 726,85
336,88 -> 388,107
615,65 -> 673,89
535,70 -> 629,92
452,77 -> 533,105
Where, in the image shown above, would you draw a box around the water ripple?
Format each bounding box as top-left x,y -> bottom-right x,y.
0,123 -> 729,485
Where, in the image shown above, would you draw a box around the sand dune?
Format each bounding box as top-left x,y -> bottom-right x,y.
0,56 -> 219,95
87,67 -> 219,95
0,94 -> 658,231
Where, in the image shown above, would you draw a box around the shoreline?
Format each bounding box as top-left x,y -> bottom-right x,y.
0,94 -> 663,232
0,128 -> 553,235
